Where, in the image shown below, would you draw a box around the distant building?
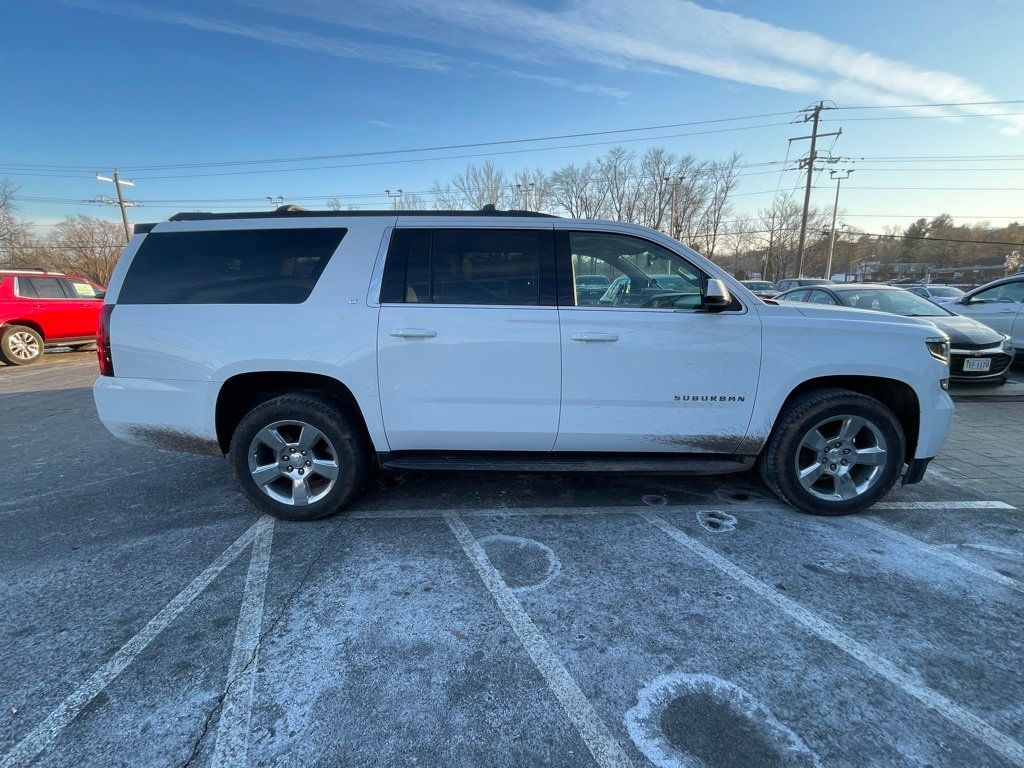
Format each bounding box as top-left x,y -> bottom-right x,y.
927,264 -> 1006,287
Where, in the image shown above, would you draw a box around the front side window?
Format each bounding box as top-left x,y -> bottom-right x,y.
118,228 -> 345,304
839,289 -> 948,317
65,279 -> 100,298
568,232 -> 704,310
969,281 -> 1024,305
808,290 -> 837,305
381,228 -> 552,306
783,289 -> 809,302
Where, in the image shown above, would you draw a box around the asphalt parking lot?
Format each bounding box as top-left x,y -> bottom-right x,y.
2,352 -> 1022,768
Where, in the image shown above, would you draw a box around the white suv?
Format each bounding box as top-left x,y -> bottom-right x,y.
93,208 -> 954,520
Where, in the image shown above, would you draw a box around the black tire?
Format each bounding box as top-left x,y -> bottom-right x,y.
229,394 -> 367,521
759,389 -> 906,516
0,325 -> 44,366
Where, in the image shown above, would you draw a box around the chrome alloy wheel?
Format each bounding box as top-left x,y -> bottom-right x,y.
8,331 -> 41,361
794,415 -> 888,502
247,420 -> 340,506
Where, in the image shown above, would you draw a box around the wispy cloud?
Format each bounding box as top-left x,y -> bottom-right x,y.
233,0 -> 1023,134
62,0 -> 456,72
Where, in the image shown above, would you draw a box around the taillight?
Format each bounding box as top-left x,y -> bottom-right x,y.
97,304 -> 115,376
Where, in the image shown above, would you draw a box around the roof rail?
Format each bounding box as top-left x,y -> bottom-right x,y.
166,204 -> 558,222
0,267 -> 51,274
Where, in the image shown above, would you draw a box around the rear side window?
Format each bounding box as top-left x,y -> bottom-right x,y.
118,228 -> 346,304
20,277 -> 68,299
381,228 -> 554,306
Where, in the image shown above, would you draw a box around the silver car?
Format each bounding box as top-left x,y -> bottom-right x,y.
946,275 -> 1024,354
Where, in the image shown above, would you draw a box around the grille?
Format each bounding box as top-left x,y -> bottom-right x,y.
950,352 -> 1012,376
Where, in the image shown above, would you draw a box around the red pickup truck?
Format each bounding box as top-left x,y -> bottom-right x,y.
0,269 -> 106,365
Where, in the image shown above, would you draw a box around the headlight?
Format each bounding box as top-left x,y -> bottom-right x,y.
1002,335 -> 1014,354
926,337 -> 950,363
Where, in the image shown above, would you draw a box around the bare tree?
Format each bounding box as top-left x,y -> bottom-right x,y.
45,216 -> 124,286
510,168 -> 552,212
636,148 -> 675,231
430,161 -> 509,210
597,147 -> 642,223
695,152 -> 741,258
0,180 -> 35,269
671,155 -> 711,246
550,162 -> 606,219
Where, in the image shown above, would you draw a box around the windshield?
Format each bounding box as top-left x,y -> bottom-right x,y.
576,275 -> 610,287
929,286 -> 964,298
836,288 -> 950,317
742,281 -> 773,290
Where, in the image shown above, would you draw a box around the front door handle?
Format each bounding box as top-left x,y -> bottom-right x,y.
389,328 -> 437,338
571,332 -> 619,343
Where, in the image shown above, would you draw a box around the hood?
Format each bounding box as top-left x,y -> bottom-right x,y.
926,313 -> 1004,346
790,303 -> 938,329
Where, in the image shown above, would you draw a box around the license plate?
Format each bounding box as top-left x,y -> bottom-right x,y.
963,358 -> 992,372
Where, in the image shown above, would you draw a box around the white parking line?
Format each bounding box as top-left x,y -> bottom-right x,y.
640,512 -> 1024,768
211,516 -> 275,768
346,500 -> 1014,520
855,518 -> 1024,595
874,500 -> 1015,510
443,512 -> 634,768
0,519 -> 264,768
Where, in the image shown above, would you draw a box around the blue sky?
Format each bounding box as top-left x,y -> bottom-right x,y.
2,0 -> 1023,235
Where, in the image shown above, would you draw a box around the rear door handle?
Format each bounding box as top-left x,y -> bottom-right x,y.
389,328 -> 437,338
570,332 -> 619,343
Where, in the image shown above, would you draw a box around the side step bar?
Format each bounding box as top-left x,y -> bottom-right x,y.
377,451 -> 756,475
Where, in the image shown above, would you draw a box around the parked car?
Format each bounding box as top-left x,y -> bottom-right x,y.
740,280 -> 778,299
94,208 -> 953,521
776,283 -> 1015,384
773,277 -> 833,293
904,284 -> 965,304
944,275 -> 1024,355
574,274 -> 611,305
0,269 -> 106,365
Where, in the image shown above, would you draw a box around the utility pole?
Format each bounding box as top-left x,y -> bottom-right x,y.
96,170 -> 136,243
789,102 -> 841,277
825,170 -> 853,280
385,188 -> 403,211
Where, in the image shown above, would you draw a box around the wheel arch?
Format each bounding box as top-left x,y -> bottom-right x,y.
2,320 -> 46,340
215,371 -> 373,455
774,376 -> 919,462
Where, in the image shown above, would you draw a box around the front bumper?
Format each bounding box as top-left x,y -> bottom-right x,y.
949,344 -> 1014,382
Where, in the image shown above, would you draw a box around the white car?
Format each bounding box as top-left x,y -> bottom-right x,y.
943,275 -> 1024,355
94,208 -> 954,520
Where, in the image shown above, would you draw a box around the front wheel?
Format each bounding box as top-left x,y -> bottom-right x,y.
0,325 -> 44,365
230,394 -> 366,521
759,389 -> 906,516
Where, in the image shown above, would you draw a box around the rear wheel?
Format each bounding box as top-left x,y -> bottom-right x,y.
760,389 -> 905,516
0,326 -> 44,365
230,394 -> 366,521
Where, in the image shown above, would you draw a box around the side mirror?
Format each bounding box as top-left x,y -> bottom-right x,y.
703,278 -> 732,311
94,291 -> 106,300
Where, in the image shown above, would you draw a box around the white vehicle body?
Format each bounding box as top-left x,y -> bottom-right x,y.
94,211 -> 954,516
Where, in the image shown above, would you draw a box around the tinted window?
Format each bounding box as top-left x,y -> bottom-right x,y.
118,228 -> 345,304
381,229 -> 551,306
26,277 -> 67,298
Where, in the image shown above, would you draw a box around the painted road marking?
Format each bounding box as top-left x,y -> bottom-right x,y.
855,517 -> 1024,595
0,519 -> 266,768
640,512 -> 1024,768
346,500 -> 1015,520
444,512 -> 634,768
874,500 -> 1016,510
211,517 -> 275,768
